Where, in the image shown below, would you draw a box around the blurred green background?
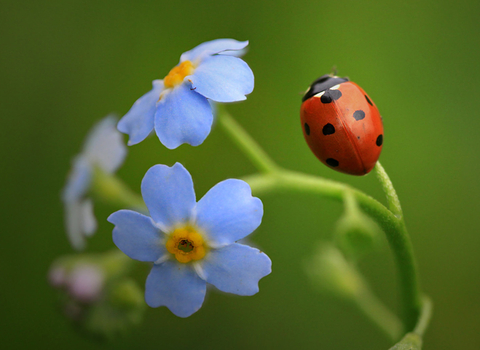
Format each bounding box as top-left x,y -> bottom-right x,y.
2,0 -> 479,348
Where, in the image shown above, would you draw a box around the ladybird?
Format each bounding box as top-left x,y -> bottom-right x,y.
300,74 -> 383,175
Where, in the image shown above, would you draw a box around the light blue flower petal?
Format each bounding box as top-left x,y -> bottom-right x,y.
141,163 -> 196,229
155,84 -> 213,149
62,155 -> 92,203
188,55 -> 254,103
108,210 -> 165,262
64,199 -> 97,251
195,179 -> 263,247
83,116 -> 127,173
145,261 -> 206,317
219,47 -> 247,58
208,100 -> 218,126
63,156 -> 97,250
180,39 -> 249,63
198,243 -> 271,296
118,80 -> 164,146
81,199 -> 97,236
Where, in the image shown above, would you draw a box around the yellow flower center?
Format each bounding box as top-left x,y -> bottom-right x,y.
165,226 -> 206,263
163,60 -> 195,89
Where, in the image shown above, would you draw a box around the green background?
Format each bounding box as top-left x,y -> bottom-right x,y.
2,0 -> 479,349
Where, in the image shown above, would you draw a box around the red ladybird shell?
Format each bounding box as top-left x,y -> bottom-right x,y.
300,78 -> 383,175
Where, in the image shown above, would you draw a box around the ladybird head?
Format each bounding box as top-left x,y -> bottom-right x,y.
302,74 -> 349,102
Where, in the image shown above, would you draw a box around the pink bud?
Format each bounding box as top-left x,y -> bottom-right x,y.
68,264 -> 105,303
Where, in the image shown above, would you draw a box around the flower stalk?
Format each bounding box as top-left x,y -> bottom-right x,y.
375,161 -> 403,220
217,105 -> 279,174
91,166 -> 146,212
217,107 -> 424,333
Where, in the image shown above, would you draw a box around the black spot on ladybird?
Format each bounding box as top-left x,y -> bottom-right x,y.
365,95 -> 373,106
326,158 -> 339,167
376,134 -> 383,146
304,123 -> 310,135
357,136 -> 361,140
353,110 -> 365,121
322,123 -> 335,135
321,89 -> 342,104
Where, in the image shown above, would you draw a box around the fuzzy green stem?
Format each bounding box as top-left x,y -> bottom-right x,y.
308,244 -> 403,341
217,106 -> 279,174
91,167 -> 147,212
414,296 -> 433,337
343,189 -> 359,215
217,108 -> 422,331
354,284 -> 404,341
375,162 -> 403,220
244,171 -> 422,330
100,249 -> 136,279
387,297 -> 432,349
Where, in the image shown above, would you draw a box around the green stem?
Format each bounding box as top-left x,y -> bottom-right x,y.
413,296 -> 433,337
244,170 -> 422,330
218,108 -> 422,331
354,284 -> 404,342
309,244 -> 403,341
375,162 -> 403,220
91,167 -> 147,212
99,249 -> 136,279
343,188 -> 359,215
387,297 -> 432,349
217,106 -> 279,174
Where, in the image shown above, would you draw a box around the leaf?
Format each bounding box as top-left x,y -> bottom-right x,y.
389,333 -> 422,350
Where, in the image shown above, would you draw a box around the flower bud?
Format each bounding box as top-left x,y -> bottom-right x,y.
67,264 -> 105,303
306,244 -> 365,299
335,191 -> 382,259
84,278 -> 146,339
48,250 -> 144,338
335,211 -> 382,259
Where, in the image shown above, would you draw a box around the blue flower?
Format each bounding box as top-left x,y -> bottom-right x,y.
63,116 -> 127,250
108,163 -> 271,317
117,39 -> 254,149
